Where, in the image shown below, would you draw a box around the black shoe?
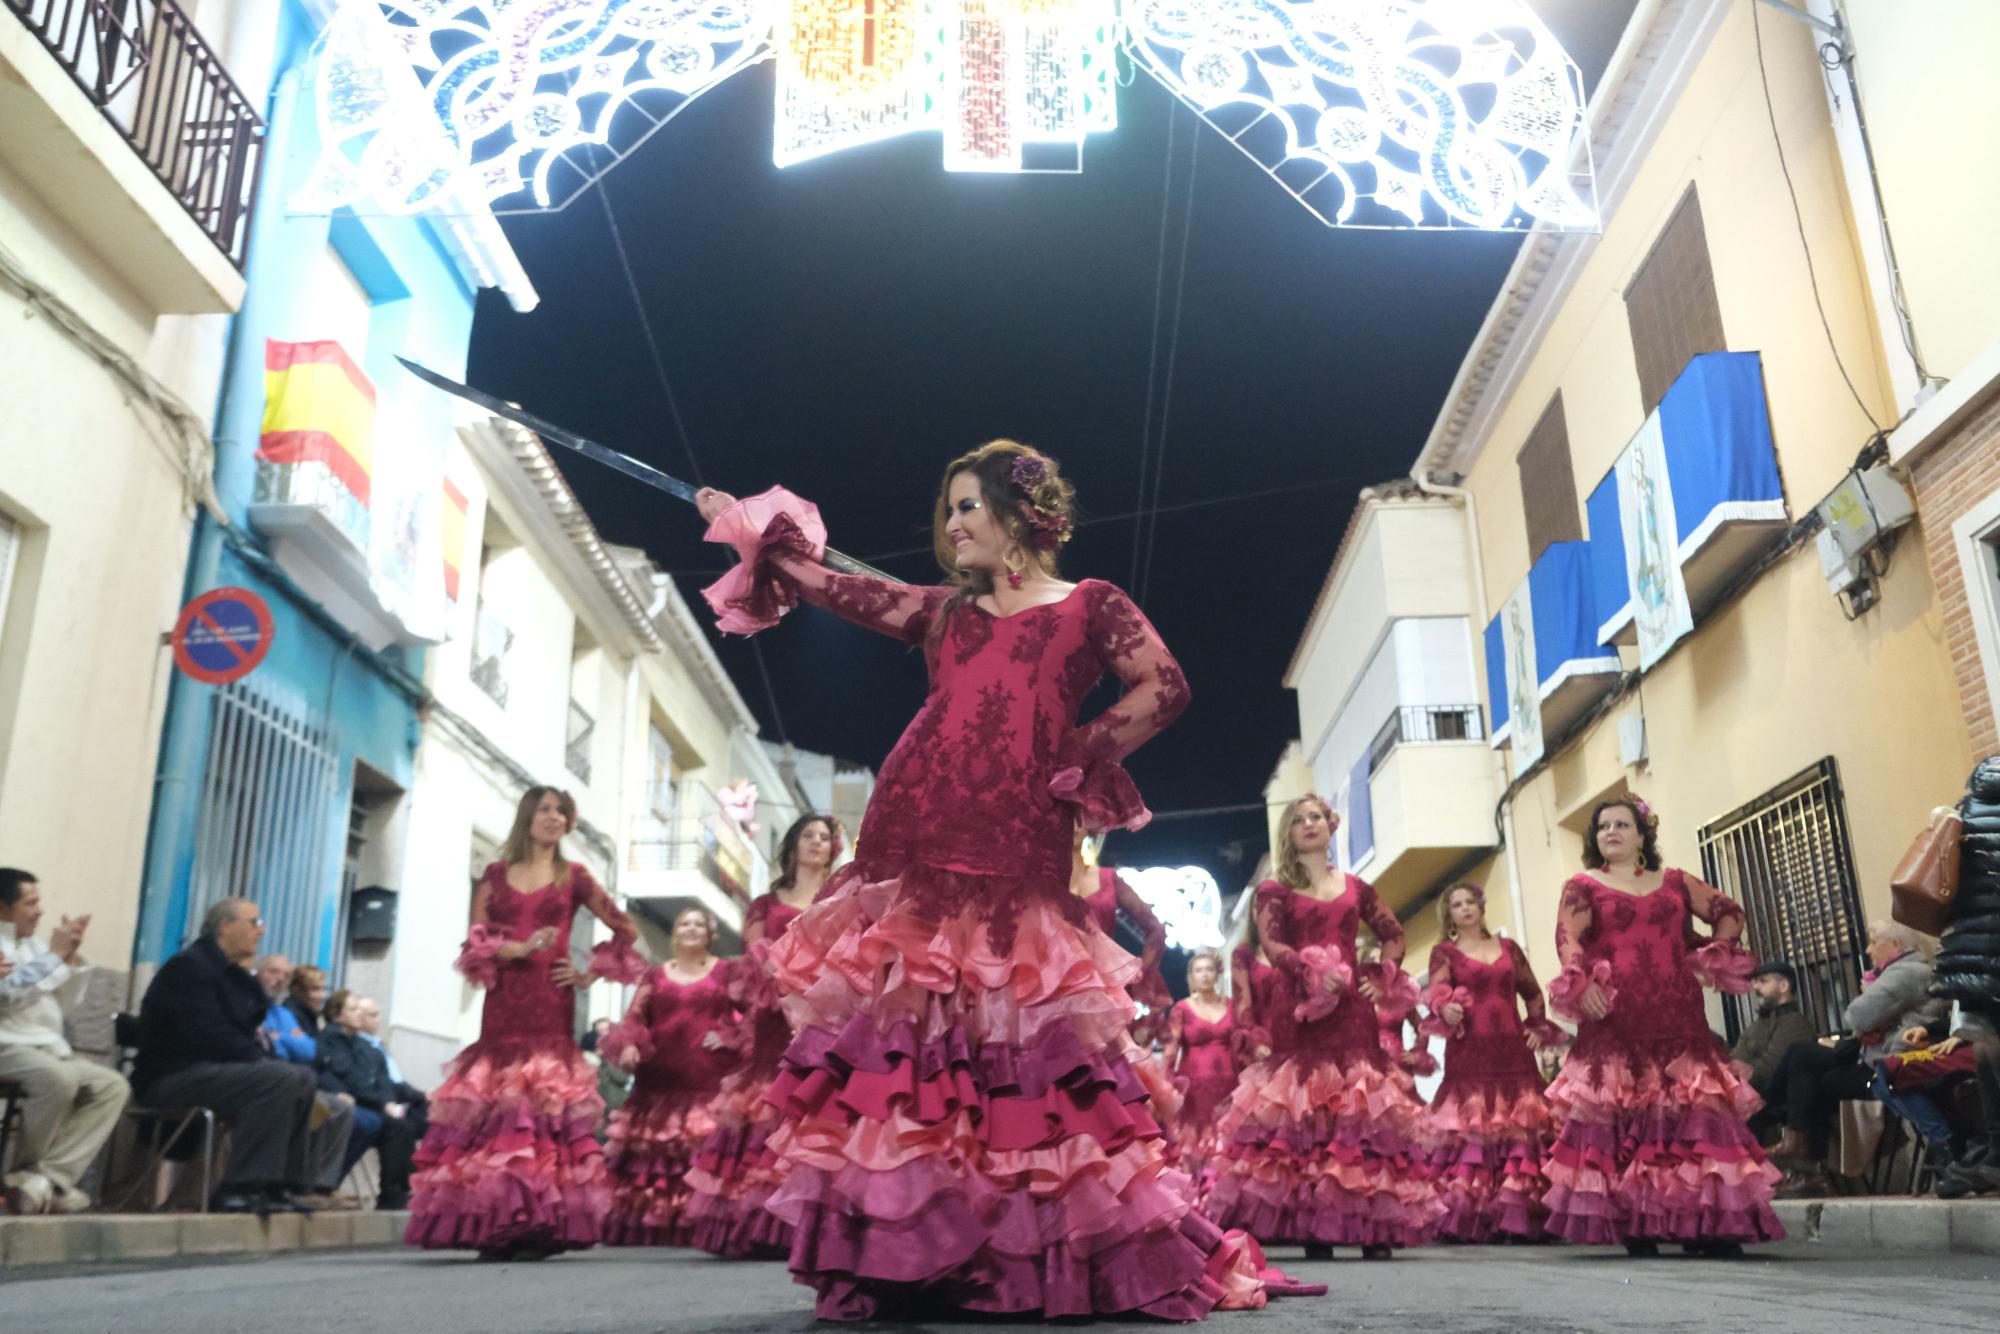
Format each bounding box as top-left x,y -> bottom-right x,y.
376,1193 -> 411,1211
1302,1243 -> 1333,1260
266,1188 -> 318,1214
209,1189 -> 266,1214
1360,1244 -> 1394,1261
1681,1241 -> 1745,1258
1624,1240 -> 1660,1257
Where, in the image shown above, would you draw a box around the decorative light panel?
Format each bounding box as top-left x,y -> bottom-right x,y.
1122,866 -> 1226,951
299,0 -> 1595,230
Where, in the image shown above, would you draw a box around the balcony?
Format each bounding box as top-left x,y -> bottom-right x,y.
1348,704 -> 1499,912
564,700 -> 593,786
624,779 -> 768,944
1,0 -> 263,312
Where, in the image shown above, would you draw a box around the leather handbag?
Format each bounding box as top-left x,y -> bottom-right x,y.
1890,805 -> 1964,936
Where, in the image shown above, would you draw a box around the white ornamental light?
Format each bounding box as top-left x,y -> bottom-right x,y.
299,0 -> 1595,231
1121,865 -> 1225,951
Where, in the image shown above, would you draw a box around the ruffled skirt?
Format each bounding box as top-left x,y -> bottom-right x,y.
1424,1076 -> 1555,1242
1206,1052 -> 1438,1249
602,1085 -> 718,1247
1542,1040 -> 1784,1245
405,1039 -> 609,1253
683,1063 -> 793,1258
761,863 -> 1273,1320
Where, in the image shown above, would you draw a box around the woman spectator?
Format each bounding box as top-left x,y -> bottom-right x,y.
1420,885 -> 1561,1243
404,786 -> 647,1259
1542,794 -> 1781,1255
287,965 -> 329,1039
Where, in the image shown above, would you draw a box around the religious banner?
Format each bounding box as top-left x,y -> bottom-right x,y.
1613,413 -> 1695,672
1499,578 -> 1542,778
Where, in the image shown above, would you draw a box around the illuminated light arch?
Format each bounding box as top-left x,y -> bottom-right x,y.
296,0 -> 1595,230
1120,865 -> 1226,951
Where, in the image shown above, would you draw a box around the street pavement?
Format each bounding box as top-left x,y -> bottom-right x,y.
3,1241 -> 1997,1333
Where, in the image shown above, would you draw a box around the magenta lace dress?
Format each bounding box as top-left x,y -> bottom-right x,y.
1418,938 -> 1562,1242
1080,868 -> 1173,1046
1165,998 -> 1239,1189
685,892 -> 805,1257
699,488 -> 1278,1320
601,959 -> 743,1246
1542,868 -> 1782,1246
1207,877 -> 1437,1250
406,862 -> 646,1254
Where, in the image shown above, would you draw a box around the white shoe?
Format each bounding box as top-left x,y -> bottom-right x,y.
6,1172 -> 54,1215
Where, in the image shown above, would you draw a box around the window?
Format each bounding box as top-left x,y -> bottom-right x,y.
470,598 -> 512,707
1697,758 -> 1866,1041
1626,185 -> 1727,415
1517,392 -> 1581,562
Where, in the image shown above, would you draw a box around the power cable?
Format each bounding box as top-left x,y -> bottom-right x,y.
1127,103 -> 1180,596
1134,126 -> 1201,611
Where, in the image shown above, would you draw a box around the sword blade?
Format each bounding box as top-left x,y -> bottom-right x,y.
396,357 -> 899,583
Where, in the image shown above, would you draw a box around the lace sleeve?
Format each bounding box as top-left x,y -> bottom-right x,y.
576,869 -> 647,983
1683,870 -> 1754,993
700,486 -> 949,640
455,873 -> 506,988
1229,946 -> 1271,1060
1254,883 -> 1303,976
742,894 -> 773,949
602,973 -> 658,1068
1049,584 -> 1192,834
1112,874 -> 1167,973
1511,939 -> 1568,1047
1418,944 -> 1462,1040
1163,1001 -> 1186,1074
1547,877 -> 1613,1022
1354,877 -> 1405,969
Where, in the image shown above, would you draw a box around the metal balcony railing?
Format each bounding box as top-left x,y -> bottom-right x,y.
7,0 -> 265,267
1365,704 -> 1485,775
564,700 -> 594,786
628,779 -> 768,905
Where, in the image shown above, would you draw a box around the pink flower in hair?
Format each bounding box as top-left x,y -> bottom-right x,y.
1010,455 -> 1048,490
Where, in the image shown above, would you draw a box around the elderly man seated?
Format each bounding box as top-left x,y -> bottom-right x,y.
0,868 -> 131,1214
316,992 -> 425,1210
134,900 -> 325,1214
257,955 -> 358,1207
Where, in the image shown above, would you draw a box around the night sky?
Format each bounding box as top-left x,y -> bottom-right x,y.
468,1 -> 1640,902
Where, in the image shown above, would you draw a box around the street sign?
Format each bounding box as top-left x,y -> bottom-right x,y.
172,587 -> 274,685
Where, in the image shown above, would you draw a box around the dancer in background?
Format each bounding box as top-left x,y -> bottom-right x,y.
1208,794 -> 1436,1258
602,906 -> 741,1247
694,441 -> 1291,1320
1071,828 -> 1173,1047
1419,885 -> 1561,1243
406,786 -> 647,1259
685,813 -> 841,1258
1163,950 -> 1238,1193
1542,795 -> 1782,1255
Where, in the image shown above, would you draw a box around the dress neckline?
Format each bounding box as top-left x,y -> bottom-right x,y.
1287,875 -> 1350,906
971,580 -> 1087,621
502,863 -> 572,898
661,957 -> 720,986
1182,996 -> 1230,1024
1577,868 -> 1678,899
1450,938 -> 1510,969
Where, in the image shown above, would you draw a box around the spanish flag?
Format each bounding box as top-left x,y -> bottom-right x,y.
258,339 -> 375,506
441,476 -> 469,601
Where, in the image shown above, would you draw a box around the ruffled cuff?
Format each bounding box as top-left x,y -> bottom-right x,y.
1399,1045 -> 1439,1078
1130,967 -> 1173,1015
589,937 -> 648,985
454,924 -> 507,989
1291,945 -> 1353,1024
1367,964 -> 1419,1021
1048,737 -> 1153,835
1230,1025 -> 1273,1064
602,1015 -> 654,1070
1547,959 -> 1616,1023
700,487 -> 828,636
1418,984 -> 1470,1040
1689,939 -> 1756,994
1525,1017 -> 1569,1049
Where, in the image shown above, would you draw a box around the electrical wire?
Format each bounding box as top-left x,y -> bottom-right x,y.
1134,127 -> 1201,612
1127,103 -> 1180,596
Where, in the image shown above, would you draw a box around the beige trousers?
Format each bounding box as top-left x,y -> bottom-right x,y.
0,1044 -> 131,1191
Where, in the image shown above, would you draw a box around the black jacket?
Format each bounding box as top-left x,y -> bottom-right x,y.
1935,756 -> 2000,1015
133,937 -> 271,1096
316,1028 -> 417,1111
1728,1001 -> 1817,1087
284,997 -> 324,1037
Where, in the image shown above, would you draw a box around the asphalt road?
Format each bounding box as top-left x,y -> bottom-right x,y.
3,1241 -> 1997,1333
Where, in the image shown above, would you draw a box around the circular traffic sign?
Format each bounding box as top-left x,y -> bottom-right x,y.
172,587 -> 274,685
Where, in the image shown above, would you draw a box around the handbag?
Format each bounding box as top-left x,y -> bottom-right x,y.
1890,805 -> 1963,936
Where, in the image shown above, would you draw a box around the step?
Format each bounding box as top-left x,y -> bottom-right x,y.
1773,1197 -> 2000,1254
0,1209 -> 410,1267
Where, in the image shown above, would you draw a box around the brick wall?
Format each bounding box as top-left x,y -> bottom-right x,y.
1910,392 -> 2000,755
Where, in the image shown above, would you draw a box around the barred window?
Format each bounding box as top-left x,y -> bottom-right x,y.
1626,185 -> 1727,414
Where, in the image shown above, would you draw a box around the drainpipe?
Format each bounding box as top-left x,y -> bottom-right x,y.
1413,473 -> 1531,943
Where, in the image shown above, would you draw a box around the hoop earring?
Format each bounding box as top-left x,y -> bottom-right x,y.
1003,546 -> 1028,589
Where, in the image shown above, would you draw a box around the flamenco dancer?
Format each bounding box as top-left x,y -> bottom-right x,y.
1162,950 -> 1239,1191
406,787 -> 647,1259
1542,795 -> 1783,1255
1418,884 -> 1562,1243
601,906 -> 742,1247
1207,794 -> 1437,1259
1070,826 -> 1174,1046
693,441 -> 1299,1320
684,813 -> 841,1258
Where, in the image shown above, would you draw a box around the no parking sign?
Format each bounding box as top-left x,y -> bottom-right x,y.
172,587 -> 274,685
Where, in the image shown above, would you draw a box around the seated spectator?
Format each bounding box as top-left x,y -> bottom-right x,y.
256,954 -> 357,1207
133,899 -> 323,1214
1772,921 -> 1947,1190
583,1016 -> 631,1138
316,991 -> 425,1210
1890,1013 -> 1997,1197
286,965 -> 328,1039
0,868 -> 131,1214
1731,959 -> 1817,1140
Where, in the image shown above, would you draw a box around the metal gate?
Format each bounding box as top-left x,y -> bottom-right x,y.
186,680 -> 343,964
1697,757 -> 1866,1041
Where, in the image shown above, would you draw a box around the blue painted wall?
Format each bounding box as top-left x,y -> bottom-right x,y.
135,1 -> 479,967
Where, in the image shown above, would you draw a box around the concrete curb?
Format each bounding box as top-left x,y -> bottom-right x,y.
0,1210 -> 409,1267
1773,1198 -> 2000,1254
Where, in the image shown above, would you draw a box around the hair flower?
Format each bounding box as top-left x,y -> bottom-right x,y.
1010,455 -> 1048,490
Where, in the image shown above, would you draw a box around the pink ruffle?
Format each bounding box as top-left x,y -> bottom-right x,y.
1688,939 -> 1755,994
589,937 -> 648,985
603,1090 -> 719,1247
700,487 -> 828,635
1047,754 -> 1152,835
1366,964 -> 1419,1022
1419,984 -> 1470,1040
1547,959 -> 1617,1023
454,925 -> 506,989
1291,946 -> 1352,1024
